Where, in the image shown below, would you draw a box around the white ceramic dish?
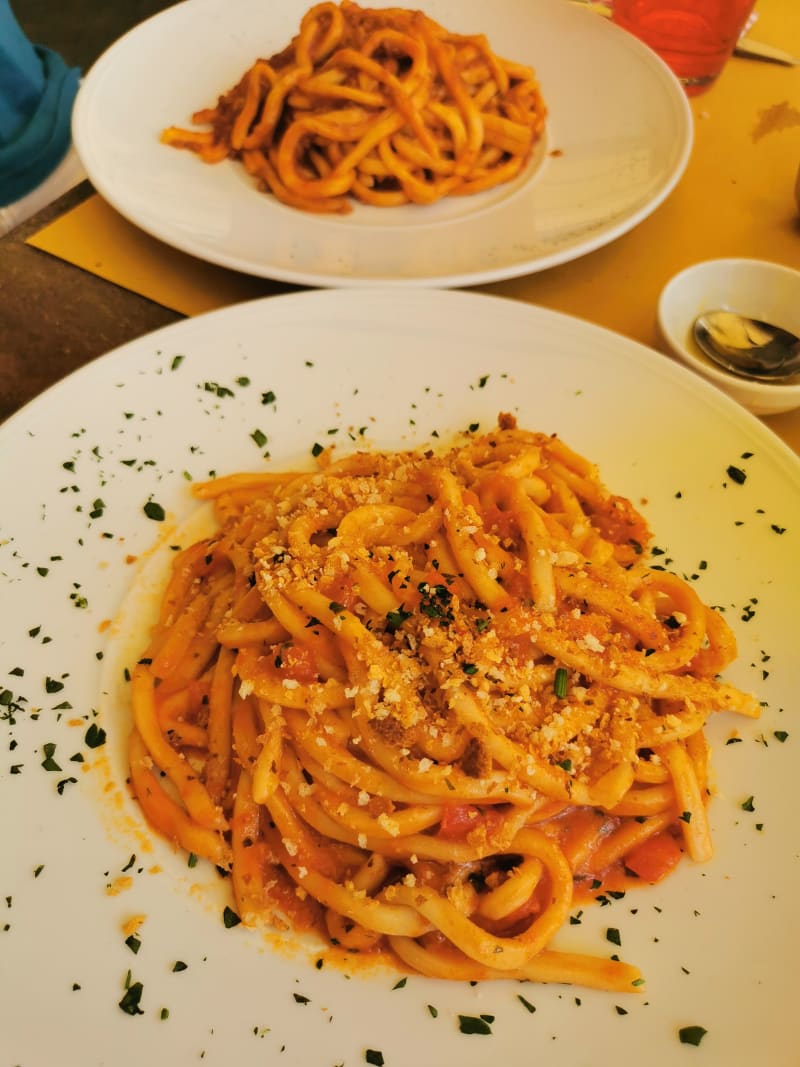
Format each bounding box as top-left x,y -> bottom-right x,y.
658,258 -> 800,416
71,0 -> 692,287
2,290 -> 798,1067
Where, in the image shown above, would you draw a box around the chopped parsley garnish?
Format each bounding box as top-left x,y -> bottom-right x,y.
85,723 -> 107,748
554,667 -> 568,698
385,606 -> 412,633
678,1025 -> 707,1046
517,994 -> 536,1013
143,500 -> 166,522
726,465 -> 747,485
741,796 -> 755,812
41,743 -> 61,772
457,1014 -> 493,1035
365,1052 -> 385,1066
418,582 -> 453,622
119,981 -> 145,1015
222,906 -> 242,928
606,927 -> 621,946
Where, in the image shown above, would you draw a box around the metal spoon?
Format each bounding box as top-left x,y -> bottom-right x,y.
693,310 -> 800,382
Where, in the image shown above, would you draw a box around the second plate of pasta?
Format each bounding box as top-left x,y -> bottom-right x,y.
72,0 -> 691,286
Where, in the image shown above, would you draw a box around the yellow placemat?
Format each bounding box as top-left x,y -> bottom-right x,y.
27,193 -> 290,315
27,0 -> 800,447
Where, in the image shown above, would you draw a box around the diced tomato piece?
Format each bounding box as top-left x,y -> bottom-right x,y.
320,573 -> 360,611
438,804 -> 505,840
278,644 -> 319,684
482,504 -> 519,540
624,832 -> 683,883
439,804 -> 483,839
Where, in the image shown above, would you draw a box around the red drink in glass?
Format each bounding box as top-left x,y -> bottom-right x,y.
611,0 -> 756,95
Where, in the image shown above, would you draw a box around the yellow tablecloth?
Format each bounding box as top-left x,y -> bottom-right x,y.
28,0 -> 800,447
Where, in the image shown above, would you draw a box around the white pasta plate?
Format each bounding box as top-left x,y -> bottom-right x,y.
2,289 -> 798,1066
71,0 -> 692,287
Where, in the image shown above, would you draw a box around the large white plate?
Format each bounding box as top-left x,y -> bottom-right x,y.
2,290 -> 798,1067
71,0 -> 692,287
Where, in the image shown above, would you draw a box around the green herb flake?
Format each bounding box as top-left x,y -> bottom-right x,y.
606,927 -> 621,946
458,1014 -> 493,1035
251,429 -> 268,448
170,355 -> 184,371
726,465 -> 746,485
85,723 -> 107,749
678,1025 -> 708,1046
143,500 -> 166,522
774,730 -> 789,743
679,811 -> 692,824
741,796 -> 755,812
392,977 -> 407,989
188,853 -> 198,868
223,906 -> 242,928
172,961 -> 188,972
385,606 -> 412,633
261,390 -> 276,405
517,994 -> 536,1013
427,1004 -> 438,1018
41,743 -> 61,772
365,1052 -> 384,1066
553,666 -> 568,699
293,993 -> 310,1004
160,1008 -> 170,1020
125,935 -> 141,954
119,981 -> 145,1016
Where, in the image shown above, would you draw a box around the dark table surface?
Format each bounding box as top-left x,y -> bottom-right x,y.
0,1 -> 181,423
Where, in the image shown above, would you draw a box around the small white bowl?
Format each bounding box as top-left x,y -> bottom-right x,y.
658,258 -> 800,416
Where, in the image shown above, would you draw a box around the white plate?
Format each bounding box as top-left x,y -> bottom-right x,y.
2,290 -> 798,1067
71,0 -> 692,287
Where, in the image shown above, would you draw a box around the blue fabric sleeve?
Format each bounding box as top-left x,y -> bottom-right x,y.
0,3 -> 81,206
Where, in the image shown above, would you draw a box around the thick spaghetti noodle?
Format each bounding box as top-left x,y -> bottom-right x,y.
128,418 -> 758,991
161,1 -> 546,213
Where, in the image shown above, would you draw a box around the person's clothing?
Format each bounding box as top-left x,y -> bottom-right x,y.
0,2 -> 81,206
